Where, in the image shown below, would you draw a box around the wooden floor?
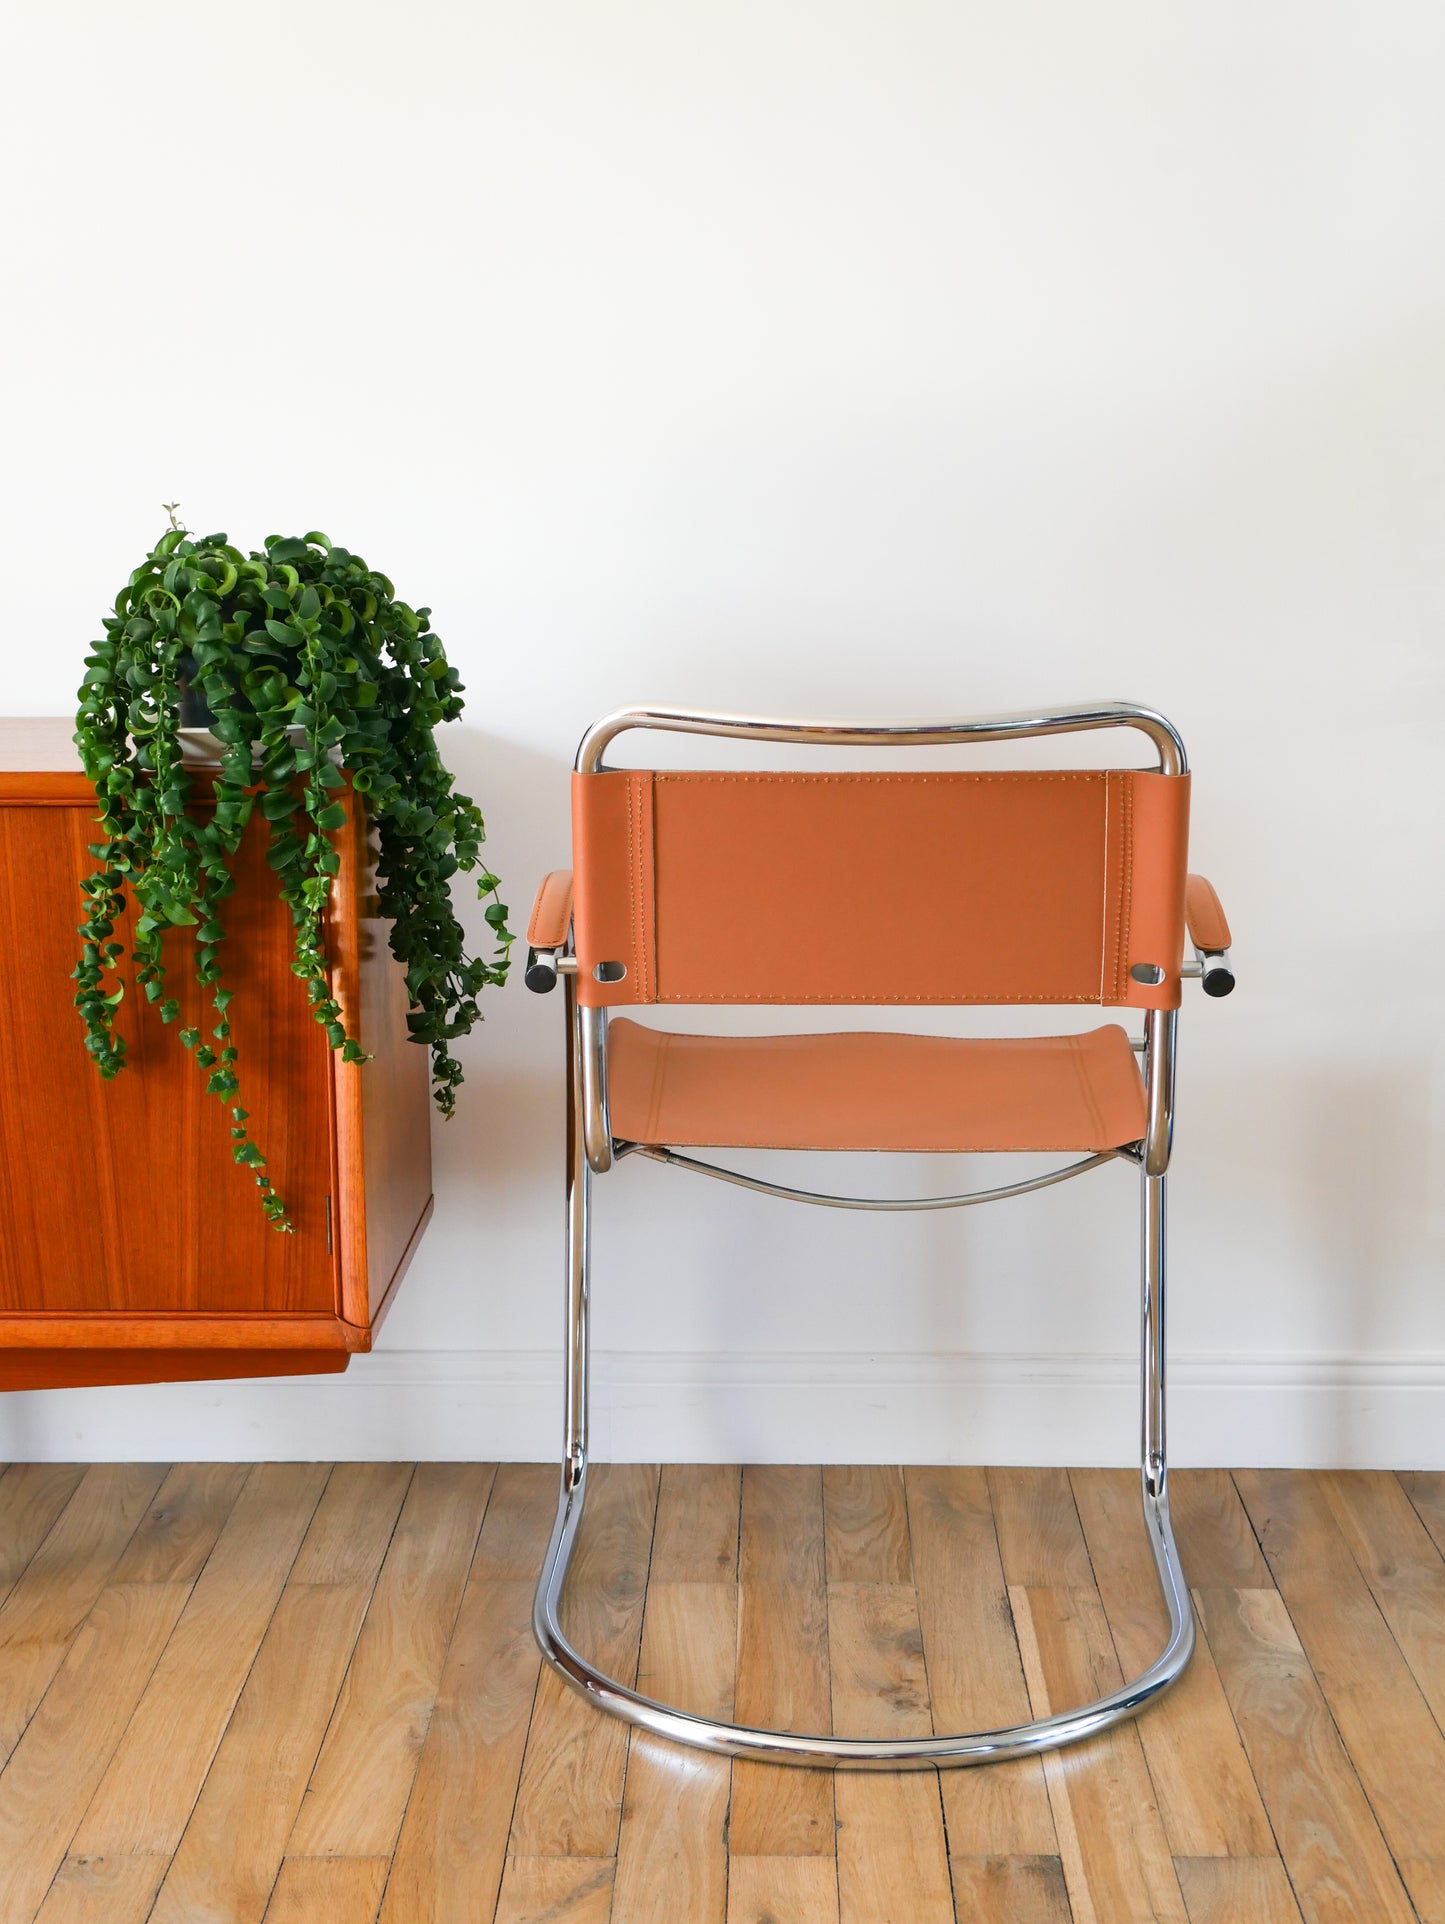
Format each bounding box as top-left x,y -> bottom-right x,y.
0,1466 -> 1443,1923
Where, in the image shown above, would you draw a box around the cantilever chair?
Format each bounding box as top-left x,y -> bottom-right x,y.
524,701 -> 1234,1769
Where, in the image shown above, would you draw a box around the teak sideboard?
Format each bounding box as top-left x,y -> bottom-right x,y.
0,719 -> 433,1390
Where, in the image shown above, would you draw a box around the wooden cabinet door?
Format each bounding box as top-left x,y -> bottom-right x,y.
0,799 -> 339,1317
0,723 -> 435,1388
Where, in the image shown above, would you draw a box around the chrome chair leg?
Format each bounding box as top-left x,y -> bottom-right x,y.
531,988 -> 1195,1767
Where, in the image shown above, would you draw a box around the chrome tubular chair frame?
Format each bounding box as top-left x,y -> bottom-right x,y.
532,703 -> 1198,1769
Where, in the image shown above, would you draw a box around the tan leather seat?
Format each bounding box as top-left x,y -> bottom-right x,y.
607,1018 -> 1147,1154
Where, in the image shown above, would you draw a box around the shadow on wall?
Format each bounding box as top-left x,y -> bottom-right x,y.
420,722 -> 574,1197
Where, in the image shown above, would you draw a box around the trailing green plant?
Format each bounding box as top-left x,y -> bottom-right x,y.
73,523 -> 513,1229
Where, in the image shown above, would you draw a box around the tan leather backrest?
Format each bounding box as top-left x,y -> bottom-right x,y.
571,767 -> 1190,1010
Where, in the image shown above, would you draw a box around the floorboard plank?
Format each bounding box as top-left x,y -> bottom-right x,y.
262,1855 -> 390,1923
1015,1582 -> 1188,1922
288,1463 -> 494,1858
1317,1469 -> 1445,1733
823,1466 -> 912,1583
0,1465 -> 87,1611
0,1463 -> 166,1766
988,1468 -> 1094,1589
835,1774 -> 952,1924
73,1461 -> 332,1857
0,1584 -> 190,1922
611,1582 -> 735,1924
946,1855 -> 1072,1924
1172,1855 -> 1304,1923
827,1584 -> 929,1736
727,1856 -> 840,1924
9,1463 -> 1445,1924
1235,1467 -> 1445,1893
149,1463 -> 412,1924
1196,1584 -> 1417,1923
494,1857 -> 615,1924
1171,1471 -> 1273,1588
507,1462 -> 659,1856
1400,1473 -> 1445,1559
831,1561 -> 950,1924
379,1579 -> 540,1924
1395,1857 -> 1445,1924
110,1462 -> 250,1584
381,1468 -> 564,1923
0,1461 -> 243,1923
470,1464 -> 560,1583
731,1466 -> 835,1858
651,1465 -> 741,1583
32,1853 -> 169,1924
1071,1468 -> 1275,1857
904,1466 -> 1056,1857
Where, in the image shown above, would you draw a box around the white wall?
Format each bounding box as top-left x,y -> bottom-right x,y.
3,1 -> 1444,1466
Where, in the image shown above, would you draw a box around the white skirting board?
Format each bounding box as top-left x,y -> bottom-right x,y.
1,1349 -> 1443,1468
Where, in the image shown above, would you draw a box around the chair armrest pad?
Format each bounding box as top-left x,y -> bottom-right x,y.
527,870 -> 574,948
1185,874 -> 1231,952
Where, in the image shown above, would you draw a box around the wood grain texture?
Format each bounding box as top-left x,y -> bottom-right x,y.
1170,1469 -> 1273,1587
1172,1855 -> 1304,1924
0,1462 -> 166,1765
0,727 -> 434,1389
727,1857 -> 840,1924
0,1584 -> 191,1921
1196,1583 -> 1417,1922
1071,1468 -> 1274,1857
1394,1858 -> 1445,1924
0,1460 -> 242,1919
946,1856 -> 1072,1924
470,1464 -> 562,1582
827,1584 -> 930,1737
731,1466 -> 835,1857
823,1466 -> 911,1583
289,1463 -> 493,1858
831,1532 -> 951,1924
0,1464 -> 87,1607
494,1858 -> 615,1924
329,793 -> 434,1334
611,1583 -> 735,1924
905,1465 -> 1057,1856
32,1855 -> 169,1924
835,1774 -> 953,1924
74,1461 -> 331,1856
0,1346 -> 350,1390
262,1856 -> 390,1924
650,1464 -> 741,1582
149,1464 -> 410,1924
1318,1469 -> 1445,1733
1015,1582 -> 1188,1922
1401,1472 -> 1445,1558
508,1464 -> 658,1857
7,1465 -> 1445,1924
379,1580 -> 540,1924
1235,1466 -> 1445,1912
988,1467 -> 1095,1589
0,803 -> 336,1326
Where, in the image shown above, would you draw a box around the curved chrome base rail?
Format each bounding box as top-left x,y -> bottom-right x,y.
536,921 -> 1192,1770
533,1461 -> 1195,1768
618,1143 -> 1127,1212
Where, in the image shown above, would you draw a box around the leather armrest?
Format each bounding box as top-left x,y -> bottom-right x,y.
527,870 -> 574,949
1185,874 -> 1231,953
